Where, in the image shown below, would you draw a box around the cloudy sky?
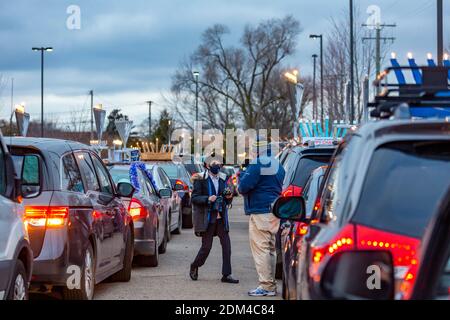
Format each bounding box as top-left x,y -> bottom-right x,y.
0,0 -> 447,127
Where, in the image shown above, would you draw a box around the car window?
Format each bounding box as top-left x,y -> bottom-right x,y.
61,153 -> 84,193
158,168 -> 171,189
0,146 -> 6,195
141,169 -> 156,195
159,164 -> 178,178
319,150 -> 344,223
291,156 -> 331,188
136,168 -> 149,196
75,152 -> 100,192
109,168 -> 130,184
352,141 -> 450,239
91,155 -> 114,195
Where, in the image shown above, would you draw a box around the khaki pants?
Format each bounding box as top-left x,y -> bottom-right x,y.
249,213 -> 280,292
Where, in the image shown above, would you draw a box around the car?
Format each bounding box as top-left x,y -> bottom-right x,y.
221,166 -> 238,196
273,119 -> 450,300
153,162 -> 194,229
280,165 -> 328,300
108,162 -> 173,266
145,163 -> 182,236
6,137 -> 134,300
0,133 -> 33,300
275,144 -> 336,279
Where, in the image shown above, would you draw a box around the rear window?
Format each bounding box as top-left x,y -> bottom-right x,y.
290,156 -> 331,188
353,141 -> 450,239
12,154 -> 40,185
109,168 -> 131,184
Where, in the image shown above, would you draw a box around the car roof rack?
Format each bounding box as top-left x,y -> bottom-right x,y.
369,66 -> 450,119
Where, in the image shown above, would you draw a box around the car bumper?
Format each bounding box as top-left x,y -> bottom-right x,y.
31,253 -> 70,286
134,239 -> 156,256
0,260 -> 14,299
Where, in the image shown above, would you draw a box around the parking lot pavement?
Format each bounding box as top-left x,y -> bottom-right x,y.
95,197 -> 280,300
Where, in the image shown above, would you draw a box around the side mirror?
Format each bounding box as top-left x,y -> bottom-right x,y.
117,182 -> 135,198
173,183 -> 184,191
159,188 -> 172,198
272,196 -> 306,222
321,251 -> 395,300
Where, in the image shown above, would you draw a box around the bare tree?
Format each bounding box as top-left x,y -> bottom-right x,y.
170,16 -> 302,132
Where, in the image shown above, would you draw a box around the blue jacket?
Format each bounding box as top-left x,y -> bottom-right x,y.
238,156 -> 285,215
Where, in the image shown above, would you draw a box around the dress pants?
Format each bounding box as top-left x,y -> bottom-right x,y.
192,219 -> 232,276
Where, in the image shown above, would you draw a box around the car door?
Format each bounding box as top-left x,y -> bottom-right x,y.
158,167 -> 178,229
140,168 -> 164,245
90,153 -> 126,268
74,151 -> 115,274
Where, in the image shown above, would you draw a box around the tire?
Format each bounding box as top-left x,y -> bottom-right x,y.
7,260 -> 28,300
62,243 -> 95,300
158,220 -> 168,254
139,230 -> 159,267
182,206 -> 193,229
110,226 -> 133,282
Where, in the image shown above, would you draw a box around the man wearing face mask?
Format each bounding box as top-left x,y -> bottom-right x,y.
189,158 -> 239,284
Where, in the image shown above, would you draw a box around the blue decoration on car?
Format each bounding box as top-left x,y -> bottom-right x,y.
129,162 -> 158,191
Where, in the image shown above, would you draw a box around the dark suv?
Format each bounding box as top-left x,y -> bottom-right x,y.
7,138 -> 134,300
273,120 -> 450,300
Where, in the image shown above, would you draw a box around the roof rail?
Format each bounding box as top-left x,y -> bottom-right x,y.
369,66 -> 450,119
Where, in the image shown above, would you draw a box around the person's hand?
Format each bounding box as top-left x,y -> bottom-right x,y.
208,195 -> 217,202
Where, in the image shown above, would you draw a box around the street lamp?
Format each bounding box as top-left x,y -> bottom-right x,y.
193,71 -> 200,122
32,46 -> 53,137
309,35 -> 323,124
312,54 -> 318,120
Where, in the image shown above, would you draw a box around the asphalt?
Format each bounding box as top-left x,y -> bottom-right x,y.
94,197 -> 281,300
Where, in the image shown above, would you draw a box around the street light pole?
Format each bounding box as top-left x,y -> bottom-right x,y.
310,35 -> 323,124
193,71 -> 200,122
437,0 -> 444,66
32,47 -> 53,137
350,0 -> 355,123
147,101 -> 152,139
312,54 -> 318,120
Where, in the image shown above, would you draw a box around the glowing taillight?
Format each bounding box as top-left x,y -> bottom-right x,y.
355,225 -> 420,300
175,179 -> 189,191
296,222 -> 309,236
24,206 -> 69,228
128,198 -> 148,220
281,185 -> 303,198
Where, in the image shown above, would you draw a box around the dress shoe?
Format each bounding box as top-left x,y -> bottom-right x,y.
221,275 -> 239,284
190,264 -> 198,281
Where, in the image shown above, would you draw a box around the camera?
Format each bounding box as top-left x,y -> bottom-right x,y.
210,188 -> 233,212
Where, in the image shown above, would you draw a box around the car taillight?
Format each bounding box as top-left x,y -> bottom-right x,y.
281,185 -> 303,198
175,179 -> 189,191
24,206 -> 69,228
296,222 -> 309,236
355,225 -> 420,300
128,198 -> 148,220
309,224 -> 355,281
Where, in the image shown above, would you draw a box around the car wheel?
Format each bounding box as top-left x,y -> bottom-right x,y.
182,206 -> 193,229
140,230 -> 159,267
7,260 -> 28,300
63,243 -> 95,300
158,220 -> 168,254
110,226 -> 133,282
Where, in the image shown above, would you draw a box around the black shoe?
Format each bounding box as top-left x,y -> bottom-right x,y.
221,275 -> 239,284
190,264 -> 198,281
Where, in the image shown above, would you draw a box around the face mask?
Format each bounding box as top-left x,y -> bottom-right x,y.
210,165 -> 220,175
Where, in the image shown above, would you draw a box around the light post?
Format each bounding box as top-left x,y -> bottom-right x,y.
193,71 -> 200,122
283,69 -> 304,141
32,47 -> 53,137
312,54 -> 318,120
309,35 -> 323,124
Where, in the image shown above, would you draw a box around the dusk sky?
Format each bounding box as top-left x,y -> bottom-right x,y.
0,0 -> 447,126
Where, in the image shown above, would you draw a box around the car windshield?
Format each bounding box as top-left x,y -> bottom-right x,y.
291,155 -> 331,188
353,141 -> 450,239
109,167 -> 131,184
158,164 -> 178,178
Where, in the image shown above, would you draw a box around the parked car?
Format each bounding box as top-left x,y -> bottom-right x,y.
273,120 -> 450,300
280,165 -> 328,299
7,138 -> 134,300
0,134 -> 33,300
109,162 -> 173,266
275,144 -> 336,279
145,163 -> 182,236
154,162 -> 193,229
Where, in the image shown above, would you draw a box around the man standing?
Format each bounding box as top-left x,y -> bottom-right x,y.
190,159 -> 239,284
238,139 -> 285,297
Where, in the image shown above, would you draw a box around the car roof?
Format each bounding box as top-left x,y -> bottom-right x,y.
5,136 -> 90,154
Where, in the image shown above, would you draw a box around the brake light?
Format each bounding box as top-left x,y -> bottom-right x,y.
128,198 -> 148,220
296,222 -> 309,236
24,206 -> 69,228
175,179 -> 189,191
309,224 -> 355,280
355,225 -> 420,300
281,185 -> 303,198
